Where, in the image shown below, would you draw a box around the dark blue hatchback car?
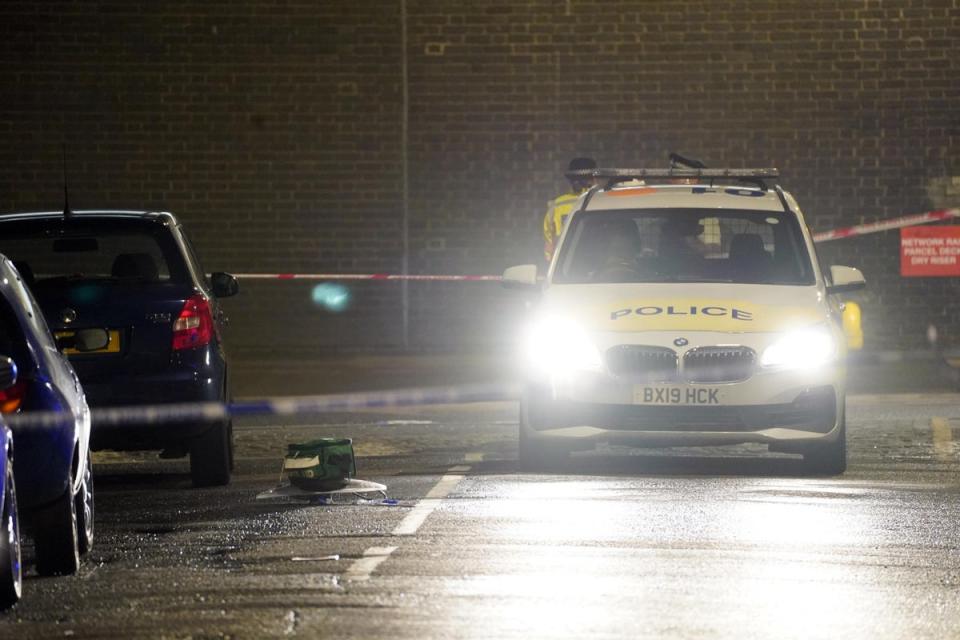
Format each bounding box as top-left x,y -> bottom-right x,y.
0,211 -> 238,487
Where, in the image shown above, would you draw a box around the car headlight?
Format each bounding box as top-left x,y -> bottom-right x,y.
522,316 -> 602,376
760,326 -> 837,370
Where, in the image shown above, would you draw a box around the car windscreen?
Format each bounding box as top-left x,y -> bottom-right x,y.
0,222 -> 189,284
553,208 -> 816,285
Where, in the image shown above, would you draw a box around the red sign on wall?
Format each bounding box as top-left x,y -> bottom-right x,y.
901,226 -> 960,277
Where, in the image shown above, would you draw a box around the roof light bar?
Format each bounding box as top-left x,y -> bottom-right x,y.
566,167 -> 780,179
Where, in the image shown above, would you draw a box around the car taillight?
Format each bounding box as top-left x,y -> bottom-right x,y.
0,380 -> 27,413
172,294 -> 214,351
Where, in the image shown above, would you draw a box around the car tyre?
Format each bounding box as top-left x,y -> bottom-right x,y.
190,420 -> 232,488
34,486 -> 80,577
802,417 -> 847,475
75,453 -> 94,556
518,388 -> 569,471
228,420 -> 235,473
0,456 -> 22,608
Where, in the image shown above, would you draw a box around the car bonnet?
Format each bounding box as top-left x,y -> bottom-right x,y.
539,282 -> 828,334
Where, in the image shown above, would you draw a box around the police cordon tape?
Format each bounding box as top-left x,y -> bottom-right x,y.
4,383 -> 521,431
231,208 -> 960,282
8,351 -> 960,432
811,208 -> 960,243
235,273 -> 503,281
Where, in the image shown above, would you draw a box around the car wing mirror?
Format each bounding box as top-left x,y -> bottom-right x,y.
502,264 -> 540,291
842,302 -> 863,351
826,265 -> 865,295
210,272 -> 240,298
0,356 -> 17,389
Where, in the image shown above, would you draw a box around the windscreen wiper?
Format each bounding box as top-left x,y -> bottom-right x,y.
652,276 -> 737,283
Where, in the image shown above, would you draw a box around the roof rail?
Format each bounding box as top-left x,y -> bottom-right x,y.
567,167 -> 780,190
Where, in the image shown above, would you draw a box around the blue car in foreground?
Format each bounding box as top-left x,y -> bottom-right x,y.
0,211 -> 238,487
0,401 -> 21,609
0,257 -> 94,577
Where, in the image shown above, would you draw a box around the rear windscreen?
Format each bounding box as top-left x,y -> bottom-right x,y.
0,224 -> 188,284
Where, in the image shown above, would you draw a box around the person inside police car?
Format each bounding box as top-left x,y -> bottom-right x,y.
590,218 -> 643,282
542,156 -> 600,263
658,214 -> 709,273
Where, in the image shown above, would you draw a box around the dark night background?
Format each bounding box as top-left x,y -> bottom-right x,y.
1,1 -> 957,353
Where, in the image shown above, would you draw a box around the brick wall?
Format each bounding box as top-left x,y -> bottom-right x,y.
1,1 -> 958,353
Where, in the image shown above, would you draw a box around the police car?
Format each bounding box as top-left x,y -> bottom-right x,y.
504,168 -> 865,474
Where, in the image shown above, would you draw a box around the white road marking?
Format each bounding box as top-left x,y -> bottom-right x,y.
343,546 -> 398,582
931,417 -> 954,462
290,555 -> 339,562
464,452 -> 484,463
344,465 -> 470,582
392,465 -> 470,536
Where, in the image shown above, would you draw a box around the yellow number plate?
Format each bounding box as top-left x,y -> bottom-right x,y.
55,330 -> 122,355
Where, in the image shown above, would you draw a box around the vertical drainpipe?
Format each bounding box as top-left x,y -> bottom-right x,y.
400,0 -> 411,350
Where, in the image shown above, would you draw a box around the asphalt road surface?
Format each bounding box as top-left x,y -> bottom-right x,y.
2,360 -> 960,639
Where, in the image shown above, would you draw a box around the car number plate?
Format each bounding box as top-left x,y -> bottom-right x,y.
54,329 -> 122,355
633,386 -> 722,405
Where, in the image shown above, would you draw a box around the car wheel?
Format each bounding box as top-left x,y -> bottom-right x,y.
34,486 -> 80,577
75,453 -> 94,556
518,388 -> 569,471
802,416 -> 847,475
0,456 -> 22,608
189,421 -> 232,488
227,420 -> 235,473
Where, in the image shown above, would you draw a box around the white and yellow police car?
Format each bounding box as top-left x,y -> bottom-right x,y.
504,168 -> 865,474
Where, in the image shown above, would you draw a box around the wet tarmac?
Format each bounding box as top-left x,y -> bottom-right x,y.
2,358 -> 960,638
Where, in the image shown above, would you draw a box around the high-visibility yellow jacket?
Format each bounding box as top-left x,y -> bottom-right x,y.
542,190 -> 586,262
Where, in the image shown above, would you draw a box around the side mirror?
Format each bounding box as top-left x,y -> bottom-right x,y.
210,272 -> 240,298
826,265 -> 866,295
0,356 -> 17,389
842,302 -> 863,351
57,328 -> 110,353
502,264 -> 539,291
